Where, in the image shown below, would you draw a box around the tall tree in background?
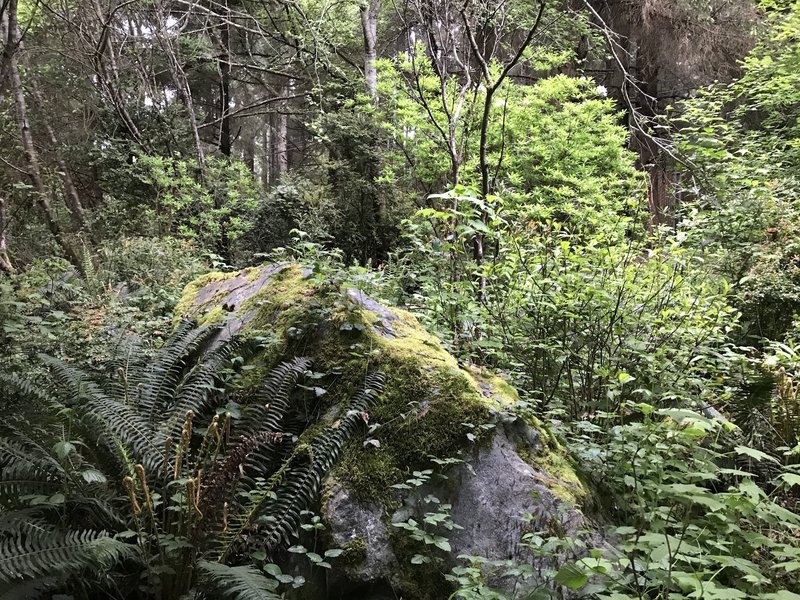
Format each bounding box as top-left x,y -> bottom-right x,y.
0,191 -> 13,273
2,0 -> 83,269
361,0 -> 380,98
583,0 -> 758,226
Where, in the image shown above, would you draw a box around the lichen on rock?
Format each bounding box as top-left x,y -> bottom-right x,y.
176,262 -> 597,599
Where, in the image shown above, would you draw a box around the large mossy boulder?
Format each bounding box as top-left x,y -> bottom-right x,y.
176,263 -> 596,598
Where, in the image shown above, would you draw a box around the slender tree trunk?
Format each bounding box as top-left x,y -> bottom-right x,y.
238,86 -> 255,172
218,5 -> 232,157
3,1 -> 81,269
261,126 -> 271,186
243,134 -> 255,172
271,108 -> 287,181
89,0 -> 146,148
0,194 -> 15,274
635,47 -> 674,228
212,3 -> 232,260
29,83 -> 88,231
154,0 -> 205,165
360,0 -> 380,99
269,78 -> 288,184
9,12 -> 88,232
461,1 -> 546,338
0,3 -> 14,88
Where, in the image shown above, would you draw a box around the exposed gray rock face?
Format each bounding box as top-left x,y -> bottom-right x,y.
192,262 -> 288,312
345,288 -> 399,339
445,424 -> 589,591
322,414 -> 595,599
179,262 -> 313,342
323,485 -> 400,596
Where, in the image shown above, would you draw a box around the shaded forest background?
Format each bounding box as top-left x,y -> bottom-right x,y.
0,0 -> 757,270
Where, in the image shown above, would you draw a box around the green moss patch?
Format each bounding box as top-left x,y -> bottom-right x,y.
173,270 -> 240,325
175,264 -> 587,508
515,433 -> 585,505
338,537 -> 368,570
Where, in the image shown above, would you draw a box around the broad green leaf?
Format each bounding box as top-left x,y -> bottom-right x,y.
555,564 -> 588,590
263,563 -> 282,577
617,372 -> 635,384
734,446 -> 780,464
81,469 -> 107,483
780,473 -> 800,487
761,592 -> 800,600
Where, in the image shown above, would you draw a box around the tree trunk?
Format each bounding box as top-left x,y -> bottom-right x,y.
360,0 -> 380,99
243,134 -> 255,172
269,78 -> 288,184
218,5 -> 232,157
3,1 -> 82,269
154,0 -> 205,165
0,3 -> 14,89
9,11 -> 88,232
29,82 -> 88,231
635,45 -> 674,228
89,0 -> 146,148
0,194 -> 15,274
261,126 -> 271,186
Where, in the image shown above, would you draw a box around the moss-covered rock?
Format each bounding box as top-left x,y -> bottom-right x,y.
176,263 -> 597,599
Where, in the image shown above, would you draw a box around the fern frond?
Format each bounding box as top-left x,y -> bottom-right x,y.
0,514 -> 51,537
238,357 -> 312,438
137,320 -> 220,424
100,340 -> 150,405
161,337 -> 254,438
229,372 -> 385,554
196,560 -> 281,600
35,357 -> 159,473
105,331 -> 148,375
0,528 -> 138,583
0,373 -> 52,407
38,355 -> 107,406
232,358 -> 313,489
0,438 -> 65,503
251,459 -> 319,551
67,494 -> 129,533
80,397 -> 163,473
239,438 -> 293,489
200,431 -> 285,532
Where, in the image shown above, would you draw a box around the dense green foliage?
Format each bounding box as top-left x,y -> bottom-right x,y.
4,0 -> 800,598
0,322 -> 384,597
677,2 -> 800,342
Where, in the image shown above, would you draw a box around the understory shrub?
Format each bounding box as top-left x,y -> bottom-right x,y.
391,190 -> 742,422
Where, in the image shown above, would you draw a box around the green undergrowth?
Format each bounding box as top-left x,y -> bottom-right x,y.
388,529 -> 453,598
